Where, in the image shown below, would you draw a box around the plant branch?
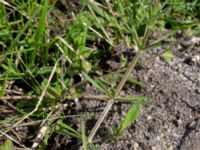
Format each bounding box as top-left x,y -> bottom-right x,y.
88,50 -> 141,143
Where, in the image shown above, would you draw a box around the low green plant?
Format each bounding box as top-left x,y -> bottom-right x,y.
0,0 -> 199,149
0,139 -> 13,150
82,0 -> 179,144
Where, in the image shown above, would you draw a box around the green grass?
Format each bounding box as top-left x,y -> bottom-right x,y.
0,0 -> 199,149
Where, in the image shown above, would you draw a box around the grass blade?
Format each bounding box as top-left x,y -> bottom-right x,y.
89,1 -> 110,20
32,0 -> 48,65
34,0 -> 48,46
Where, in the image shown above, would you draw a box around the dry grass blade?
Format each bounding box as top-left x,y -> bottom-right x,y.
0,57 -> 62,138
0,0 -> 29,19
31,102 -> 68,149
0,95 -> 36,100
15,58 -> 60,125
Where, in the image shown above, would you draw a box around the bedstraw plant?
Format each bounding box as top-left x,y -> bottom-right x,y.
0,0 -> 199,149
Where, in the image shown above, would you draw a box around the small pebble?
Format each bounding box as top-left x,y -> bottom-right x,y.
147,115 -> 152,120
134,142 -> 139,150
174,119 -> 183,126
192,55 -> 200,63
188,121 -> 197,129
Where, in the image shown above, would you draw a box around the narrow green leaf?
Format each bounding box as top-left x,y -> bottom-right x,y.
149,30 -> 177,46
89,2 -> 110,20
95,79 -> 110,94
88,2 -> 113,46
122,17 -> 140,47
116,104 -> 140,135
89,143 -> 99,150
34,0 -> 48,46
160,49 -> 174,62
0,139 -> 13,150
35,66 -> 53,75
56,120 -> 80,136
0,48 -> 35,58
81,121 -> 88,150
116,96 -> 149,105
118,73 -> 146,88
32,0 -> 49,65
0,73 -> 25,80
82,72 -> 110,96
143,42 -> 173,52
81,0 -> 90,5
55,127 -> 80,139
128,77 -> 147,88
55,120 -> 81,139
82,59 -> 92,72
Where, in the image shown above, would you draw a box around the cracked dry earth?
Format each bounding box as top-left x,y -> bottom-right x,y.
64,35 -> 200,150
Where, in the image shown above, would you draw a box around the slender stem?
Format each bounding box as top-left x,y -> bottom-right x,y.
88,50 -> 142,143
114,51 -> 141,98
88,99 -> 114,143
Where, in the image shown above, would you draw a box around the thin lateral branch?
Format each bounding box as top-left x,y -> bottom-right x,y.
0,94 -> 132,102
1,100 -> 24,114
4,89 -> 24,95
0,94 -> 107,101
0,95 -> 36,100
82,95 -> 108,101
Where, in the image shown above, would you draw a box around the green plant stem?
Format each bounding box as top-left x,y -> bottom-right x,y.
88,50 -> 142,143
114,51 -> 141,98
88,99 -> 114,143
